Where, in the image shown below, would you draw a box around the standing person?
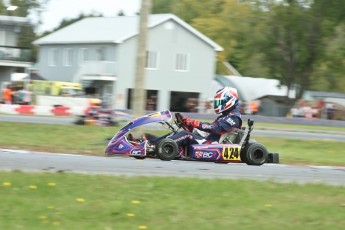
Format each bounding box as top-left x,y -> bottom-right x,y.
22,88 -> 32,105
2,85 -> 13,104
17,88 -> 25,104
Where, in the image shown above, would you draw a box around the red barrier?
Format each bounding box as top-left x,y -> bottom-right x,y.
15,105 -> 35,115
0,104 -> 87,116
51,106 -> 71,116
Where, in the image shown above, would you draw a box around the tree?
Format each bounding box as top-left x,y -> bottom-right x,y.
311,23 -> 345,92
151,0 -> 345,95
242,0 -> 324,98
308,0 -> 345,93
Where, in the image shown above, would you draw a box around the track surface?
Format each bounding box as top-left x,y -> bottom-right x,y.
1,150 -> 344,186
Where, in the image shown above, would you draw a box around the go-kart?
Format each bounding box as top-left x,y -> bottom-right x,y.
105,110 -> 279,165
75,109 -> 132,126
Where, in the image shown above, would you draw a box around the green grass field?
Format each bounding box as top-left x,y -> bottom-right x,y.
1,171 -> 345,230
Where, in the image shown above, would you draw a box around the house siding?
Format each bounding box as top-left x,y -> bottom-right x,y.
0,25 -> 17,46
37,44 -> 118,82
115,19 -> 216,110
34,15 -> 221,111
0,19 -> 32,84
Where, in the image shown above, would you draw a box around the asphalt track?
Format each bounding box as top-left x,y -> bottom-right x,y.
1,150 -> 344,186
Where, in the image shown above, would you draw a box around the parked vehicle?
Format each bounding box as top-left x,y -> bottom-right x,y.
12,80 -> 84,96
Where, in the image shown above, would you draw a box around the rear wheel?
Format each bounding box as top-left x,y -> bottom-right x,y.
242,143 -> 268,166
156,139 -> 178,161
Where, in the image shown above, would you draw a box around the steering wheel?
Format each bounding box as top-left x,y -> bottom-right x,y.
174,113 -> 193,132
174,112 -> 184,128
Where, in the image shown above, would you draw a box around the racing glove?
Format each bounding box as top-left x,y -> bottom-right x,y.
182,117 -> 200,128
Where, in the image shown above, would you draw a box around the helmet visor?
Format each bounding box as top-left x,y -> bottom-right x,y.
214,98 -> 225,108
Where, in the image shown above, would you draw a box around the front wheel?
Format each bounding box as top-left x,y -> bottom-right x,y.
156,139 -> 179,161
242,143 -> 268,166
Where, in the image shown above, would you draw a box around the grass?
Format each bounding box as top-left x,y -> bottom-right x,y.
254,122 -> 345,133
1,121 -> 345,166
252,136 -> 345,166
0,122 -> 114,155
199,119 -> 345,134
1,171 -> 344,230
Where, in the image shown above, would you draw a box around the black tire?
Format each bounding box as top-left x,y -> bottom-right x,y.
266,153 -> 280,164
242,143 -> 268,166
156,139 -> 179,161
240,140 -> 257,164
240,150 -> 248,164
108,120 -> 118,126
133,156 -> 146,160
75,118 -> 85,125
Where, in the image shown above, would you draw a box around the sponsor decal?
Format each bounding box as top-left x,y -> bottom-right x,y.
195,151 -> 215,159
226,118 -> 235,126
201,124 -> 213,129
130,149 -> 143,156
147,112 -> 161,117
175,135 -> 193,142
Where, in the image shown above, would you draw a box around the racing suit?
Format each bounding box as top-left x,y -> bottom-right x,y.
169,107 -> 242,148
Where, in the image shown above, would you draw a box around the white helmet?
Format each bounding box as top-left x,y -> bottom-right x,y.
213,87 -> 239,114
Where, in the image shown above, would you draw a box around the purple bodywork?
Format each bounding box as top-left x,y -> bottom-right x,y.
105,109 -> 242,163
105,110 -> 172,157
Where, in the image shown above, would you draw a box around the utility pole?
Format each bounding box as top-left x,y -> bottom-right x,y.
131,0 -> 152,118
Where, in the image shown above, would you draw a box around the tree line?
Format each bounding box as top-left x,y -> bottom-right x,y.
1,0 -> 344,97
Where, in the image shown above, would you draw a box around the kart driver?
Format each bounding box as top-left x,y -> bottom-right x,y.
170,86 -> 242,147
131,87 -> 242,158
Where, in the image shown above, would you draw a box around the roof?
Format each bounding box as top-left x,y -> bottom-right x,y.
26,72 -> 46,81
0,15 -> 30,26
303,90 -> 345,100
33,14 -> 223,51
215,75 -> 294,102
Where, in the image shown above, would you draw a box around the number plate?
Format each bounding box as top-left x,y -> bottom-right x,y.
221,146 -> 241,160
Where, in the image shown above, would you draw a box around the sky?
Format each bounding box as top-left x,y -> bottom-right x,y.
35,0 -> 141,33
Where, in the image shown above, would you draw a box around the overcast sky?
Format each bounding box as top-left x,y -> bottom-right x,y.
36,0 -> 141,33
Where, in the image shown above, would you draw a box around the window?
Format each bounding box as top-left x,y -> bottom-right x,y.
98,47 -> 106,61
79,48 -> 89,65
0,31 -> 5,46
175,53 -> 189,72
63,48 -> 73,66
145,51 -> 159,69
48,48 -> 58,66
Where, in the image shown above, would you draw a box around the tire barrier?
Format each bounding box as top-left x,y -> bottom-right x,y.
0,104 -> 87,116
